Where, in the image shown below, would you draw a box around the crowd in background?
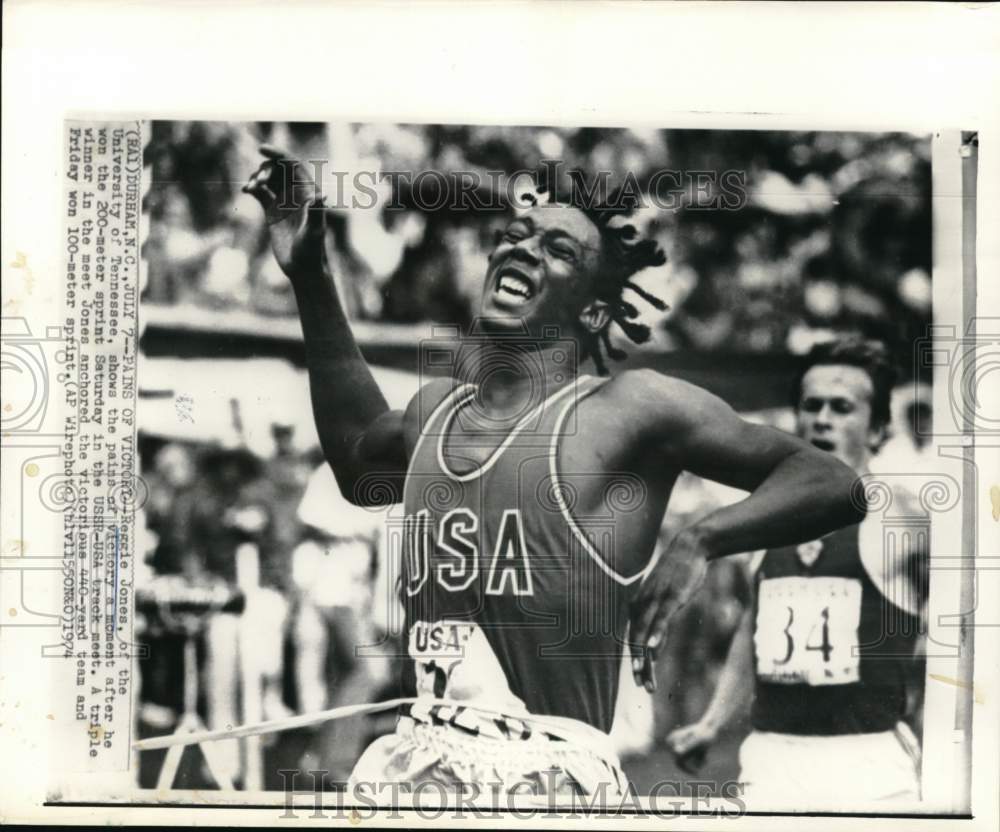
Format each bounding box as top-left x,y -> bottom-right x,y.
142,122 -> 931,362
135,123 -> 934,789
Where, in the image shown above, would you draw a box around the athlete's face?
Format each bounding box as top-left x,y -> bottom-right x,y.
796,364 -> 882,473
479,205 -> 606,338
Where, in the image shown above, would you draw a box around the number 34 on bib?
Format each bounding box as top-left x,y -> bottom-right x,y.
754,576 -> 863,686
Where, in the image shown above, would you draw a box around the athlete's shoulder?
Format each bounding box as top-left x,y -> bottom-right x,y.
598,368 -> 731,431
401,377 -> 464,452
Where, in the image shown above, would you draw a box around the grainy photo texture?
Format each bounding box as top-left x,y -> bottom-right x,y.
105,121 -> 964,817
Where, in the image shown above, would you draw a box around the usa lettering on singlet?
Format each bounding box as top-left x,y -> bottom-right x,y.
397,376 -> 648,733
751,523 -> 921,735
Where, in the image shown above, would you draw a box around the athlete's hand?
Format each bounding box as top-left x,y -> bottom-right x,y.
243,145 -> 327,278
629,528 -> 710,692
666,721 -> 716,774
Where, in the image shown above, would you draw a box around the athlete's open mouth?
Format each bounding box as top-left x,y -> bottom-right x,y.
810,438 -> 836,452
494,266 -> 537,305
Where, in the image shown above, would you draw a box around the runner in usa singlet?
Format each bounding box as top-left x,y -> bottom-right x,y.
246,152 -> 872,800
398,375 -> 648,734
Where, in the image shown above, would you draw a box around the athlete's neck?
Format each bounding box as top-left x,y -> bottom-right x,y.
461,342 -> 579,420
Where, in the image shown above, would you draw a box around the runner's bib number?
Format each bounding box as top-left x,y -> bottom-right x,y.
754,576 -> 862,686
408,620 -> 474,698
407,620 -> 526,713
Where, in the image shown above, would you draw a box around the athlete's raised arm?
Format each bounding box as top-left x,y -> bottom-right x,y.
616,369 -> 867,688
244,147 -> 406,505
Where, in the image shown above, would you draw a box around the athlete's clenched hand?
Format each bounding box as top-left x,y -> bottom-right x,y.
665,720 -> 715,774
243,145 -> 327,278
629,529 -> 710,692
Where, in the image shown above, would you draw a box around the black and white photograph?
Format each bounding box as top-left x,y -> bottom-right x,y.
130,120 -> 951,813
1,2 -> 997,828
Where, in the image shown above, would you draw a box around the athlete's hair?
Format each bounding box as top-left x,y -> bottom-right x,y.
792,337 -> 897,439
516,187 -> 669,375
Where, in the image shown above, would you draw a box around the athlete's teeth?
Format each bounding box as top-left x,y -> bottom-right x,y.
499,275 -> 531,297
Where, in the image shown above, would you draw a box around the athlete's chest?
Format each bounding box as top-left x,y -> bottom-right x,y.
402,381 -> 586,559
399,377 -> 653,600
428,381 -> 641,488
757,525 -> 863,581
752,526 -> 890,687
407,379 -> 609,491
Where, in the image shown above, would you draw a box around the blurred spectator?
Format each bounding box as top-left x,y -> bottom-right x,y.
142,123 -> 931,385
291,464 -> 391,783
261,422 -> 312,586
144,442 -> 199,577
873,383 -> 936,477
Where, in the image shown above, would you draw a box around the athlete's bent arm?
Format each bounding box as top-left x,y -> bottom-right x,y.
619,370 -> 866,683
245,147 -> 407,504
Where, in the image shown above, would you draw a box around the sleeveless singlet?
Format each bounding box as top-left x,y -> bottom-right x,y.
751,523 -> 921,735
398,376 -> 650,733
